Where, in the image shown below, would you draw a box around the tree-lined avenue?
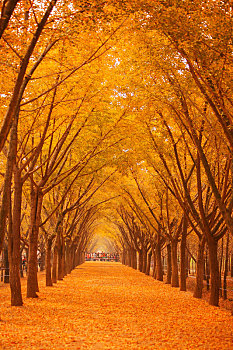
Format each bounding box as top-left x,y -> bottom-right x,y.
0,262 -> 232,349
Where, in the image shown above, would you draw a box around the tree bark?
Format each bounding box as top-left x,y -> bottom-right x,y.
146,251 -> 152,275
0,0 -> 20,39
57,233 -> 63,280
156,237 -> 163,281
133,249 -> 137,269
3,244 -> 9,283
142,248 -> 147,274
27,187 -> 43,298
46,238 -> 53,286
166,243 -> 172,284
231,251 -> 233,278
193,237 -> 205,298
180,221 -> 187,291
223,233 -> 229,300
52,242 -> 58,283
122,249 -> 126,265
62,238 -> 66,277
138,250 -> 143,272
208,239 -> 220,306
152,249 -> 156,278
171,239 -> 179,287
6,117 -> 23,306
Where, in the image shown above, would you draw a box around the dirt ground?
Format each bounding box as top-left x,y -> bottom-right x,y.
0,262 -> 232,349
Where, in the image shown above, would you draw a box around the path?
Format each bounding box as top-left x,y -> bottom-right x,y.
0,262 -> 232,349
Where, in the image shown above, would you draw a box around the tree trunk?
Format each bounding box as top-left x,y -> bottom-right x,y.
171,240 -> 179,287
62,239 -> 67,277
208,238 -> 219,306
156,237 -> 163,281
138,250 -> 143,272
52,243 -> 58,283
231,251 -> 233,278
219,238 -> 224,298
146,251 -> 152,275
46,238 -> 53,286
8,167 -> 23,306
152,249 -> 156,278
57,234 -> 63,280
193,237 -> 205,298
122,249 -> 126,265
56,214 -> 64,280
0,115 -> 17,254
166,243 -> 172,284
132,249 -> 137,269
223,233 -> 229,300
27,187 -> 43,298
180,220 -> 187,291
142,248 -> 147,274
3,244 -> 9,283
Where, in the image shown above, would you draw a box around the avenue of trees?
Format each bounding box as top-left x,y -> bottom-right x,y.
0,0 -> 233,312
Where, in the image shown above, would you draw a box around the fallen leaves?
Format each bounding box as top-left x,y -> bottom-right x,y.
0,262 -> 232,349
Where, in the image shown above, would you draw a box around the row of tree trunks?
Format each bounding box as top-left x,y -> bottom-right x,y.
120,229 -> 231,309
121,248 -> 137,269
46,241 -> 85,288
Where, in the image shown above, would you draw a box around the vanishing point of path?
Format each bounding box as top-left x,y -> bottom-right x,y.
0,262 -> 233,349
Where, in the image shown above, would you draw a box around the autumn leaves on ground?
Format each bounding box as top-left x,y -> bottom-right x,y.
0,262 -> 232,350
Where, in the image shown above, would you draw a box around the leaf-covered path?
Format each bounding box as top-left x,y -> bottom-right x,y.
0,262 -> 233,349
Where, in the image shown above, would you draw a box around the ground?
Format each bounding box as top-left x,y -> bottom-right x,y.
0,262 -> 233,349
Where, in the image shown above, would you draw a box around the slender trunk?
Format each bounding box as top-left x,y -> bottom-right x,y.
166,243 -> 172,284
139,250 -> 143,272
57,214 -> 64,280
208,239 -> 219,306
57,234 -> 63,280
146,251 -> 152,275
142,248 -> 147,274
231,251 -> 233,278
223,233 -> 229,300
152,249 -> 156,278
127,249 -> 131,267
219,238 -> 224,298
4,244 -> 9,283
132,249 -> 137,269
8,166 -> 23,306
122,249 -> 126,265
193,237 -> 205,298
180,220 -> 187,291
156,237 -> 163,281
63,239 -> 66,277
52,242 -> 58,283
186,251 -> 190,278
27,187 -> 43,298
0,115 -> 17,253
46,238 -> 53,286
171,240 -> 179,287
65,243 -> 71,274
